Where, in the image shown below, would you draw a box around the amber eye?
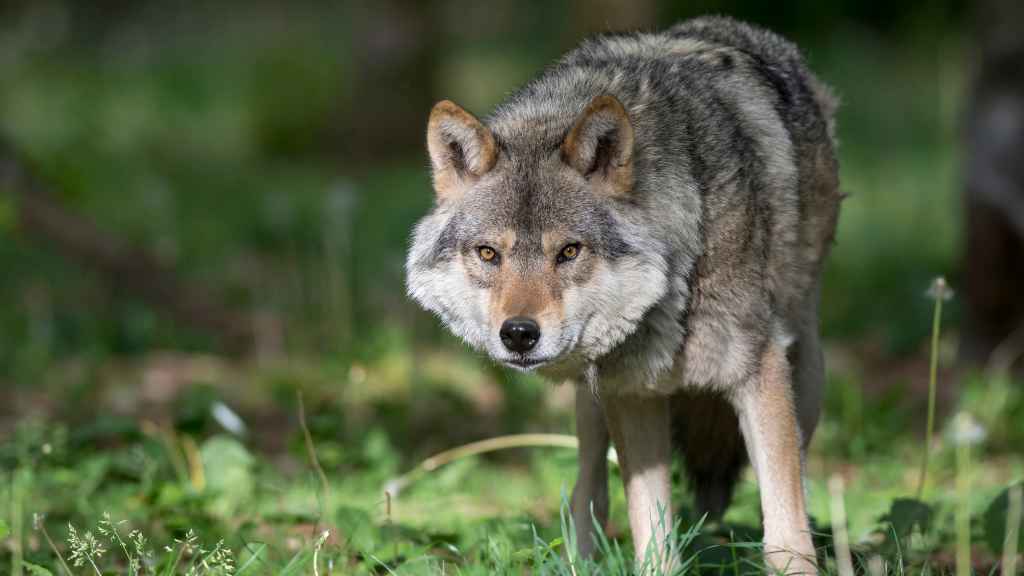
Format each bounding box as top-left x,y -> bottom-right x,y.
477,246 -> 498,263
557,243 -> 580,264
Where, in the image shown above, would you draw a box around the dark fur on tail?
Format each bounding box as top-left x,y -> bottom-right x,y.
671,391 -> 747,520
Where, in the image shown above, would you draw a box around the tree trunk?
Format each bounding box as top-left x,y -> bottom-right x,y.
960,0 -> 1024,376
342,0 -> 440,165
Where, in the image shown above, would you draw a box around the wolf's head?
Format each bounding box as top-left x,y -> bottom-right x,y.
406,95 -> 669,373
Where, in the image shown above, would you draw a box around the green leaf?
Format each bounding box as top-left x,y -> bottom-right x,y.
984,482 -> 1024,554
199,435 -> 254,518
21,562 -> 55,576
511,547 -> 536,562
0,518 -> 9,539
334,506 -> 377,552
881,498 -> 933,538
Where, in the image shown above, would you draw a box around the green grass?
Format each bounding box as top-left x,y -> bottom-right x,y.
2,343 -> 1022,575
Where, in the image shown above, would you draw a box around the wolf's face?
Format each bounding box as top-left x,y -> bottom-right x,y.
407,97 -> 669,372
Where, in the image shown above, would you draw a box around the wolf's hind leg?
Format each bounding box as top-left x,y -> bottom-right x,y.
671,392 -> 746,520
604,395 -> 675,573
788,289 -> 825,448
733,342 -> 818,575
571,386 -> 610,559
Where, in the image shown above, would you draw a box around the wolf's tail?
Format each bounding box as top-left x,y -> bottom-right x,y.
670,391 -> 747,520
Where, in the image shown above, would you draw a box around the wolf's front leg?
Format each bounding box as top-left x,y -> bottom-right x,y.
604,395 -> 675,573
571,386 -> 610,559
734,342 -> 818,575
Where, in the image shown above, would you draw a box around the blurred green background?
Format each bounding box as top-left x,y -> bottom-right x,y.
0,0 -> 968,369
2,1 -> 1023,574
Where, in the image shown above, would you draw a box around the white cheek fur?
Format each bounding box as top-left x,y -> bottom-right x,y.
568,257 -> 669,359
408,260 -> 492,352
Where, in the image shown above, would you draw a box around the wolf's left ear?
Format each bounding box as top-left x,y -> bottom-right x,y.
561,95 -> 634,196
427,100 -> 497,203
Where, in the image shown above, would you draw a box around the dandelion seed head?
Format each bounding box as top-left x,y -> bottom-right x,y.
925,276 -> 954,301
949,411 -> 987,446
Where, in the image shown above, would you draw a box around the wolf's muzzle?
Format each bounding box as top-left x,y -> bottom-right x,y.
500,317 -> 540,352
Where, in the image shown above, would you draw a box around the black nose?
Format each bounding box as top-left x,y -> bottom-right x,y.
500,317 -> 540,353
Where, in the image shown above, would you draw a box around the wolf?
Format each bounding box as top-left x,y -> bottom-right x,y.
406,15 -> 840,574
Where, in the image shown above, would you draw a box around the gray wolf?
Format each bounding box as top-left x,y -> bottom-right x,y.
406,15 -> 840,574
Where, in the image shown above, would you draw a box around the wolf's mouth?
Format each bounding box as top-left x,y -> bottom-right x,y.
504,356 -> 551,370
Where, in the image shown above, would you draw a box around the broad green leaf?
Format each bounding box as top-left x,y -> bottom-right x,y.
200,435 -> 254,518
984,482 -> 1024,554
21,562 -> 54,576
881,498 -> 933,538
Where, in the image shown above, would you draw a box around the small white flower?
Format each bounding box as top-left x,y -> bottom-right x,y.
925,276 -> 954,301
948,411 -> 987,446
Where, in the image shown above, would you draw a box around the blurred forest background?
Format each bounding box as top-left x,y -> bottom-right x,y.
1,0 -> 1023,574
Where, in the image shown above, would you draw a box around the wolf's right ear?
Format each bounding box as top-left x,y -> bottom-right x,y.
561,95 -> 634,197
426,100 -> 497,202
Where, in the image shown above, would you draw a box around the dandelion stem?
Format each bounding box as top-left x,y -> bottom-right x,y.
1004,485 -> 1022,576
955,414 -> 972,576
916,277 -> 946,499
829,475 -> 855,576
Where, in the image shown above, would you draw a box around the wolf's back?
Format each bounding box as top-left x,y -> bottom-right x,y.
668,16 -> 839,139
667,16 -> 841,314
